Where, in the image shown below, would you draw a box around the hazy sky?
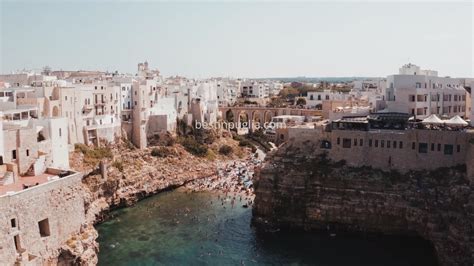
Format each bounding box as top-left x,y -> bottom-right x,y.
0,1 -> 472,78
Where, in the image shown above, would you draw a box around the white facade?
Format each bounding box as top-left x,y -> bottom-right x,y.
305,90 -> 351,108
36,118 -> 70,169
216,79 -> 238,107
386,64 -> 466,119
241,81 -> 269,98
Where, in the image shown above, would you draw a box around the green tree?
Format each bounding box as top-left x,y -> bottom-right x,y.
296,97 -> 307,106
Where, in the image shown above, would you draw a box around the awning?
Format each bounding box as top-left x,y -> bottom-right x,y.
445,115 -> 468,126
421,114 -> 443,124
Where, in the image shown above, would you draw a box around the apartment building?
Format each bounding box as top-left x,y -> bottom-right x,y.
385,63 -> 467,119
240,81 -> 269,98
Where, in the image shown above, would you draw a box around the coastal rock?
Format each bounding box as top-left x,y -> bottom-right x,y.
253,145 -> 474,266
56,137 -> 251,264
51,224 -> 99,266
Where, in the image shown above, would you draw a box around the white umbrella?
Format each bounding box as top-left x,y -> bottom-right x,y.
445,115 -> 468,126
421,114 -> 443,124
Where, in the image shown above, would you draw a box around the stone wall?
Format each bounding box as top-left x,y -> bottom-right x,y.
0,171 -> 86,265
286,127 -> 471,173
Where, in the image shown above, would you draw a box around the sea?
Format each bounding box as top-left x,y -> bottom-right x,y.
97,189 -> 438,266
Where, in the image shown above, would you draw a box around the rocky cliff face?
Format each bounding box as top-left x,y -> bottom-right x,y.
79,145 -> 218,225
253,142 -> 474,266
62,138 -> 247,265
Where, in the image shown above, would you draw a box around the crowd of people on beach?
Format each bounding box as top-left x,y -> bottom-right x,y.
184,151 -> 264,207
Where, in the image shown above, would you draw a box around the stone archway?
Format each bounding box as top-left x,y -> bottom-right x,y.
225,109 -> 234,122
251,110 -> 263,132
237,111 -> 250,135
238,111 -> 249,127
264,110 -> 273,123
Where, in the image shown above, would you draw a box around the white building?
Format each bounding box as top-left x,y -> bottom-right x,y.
216,79 -> 238,107
240,81 -> 269,98
385,63 -> 466,119
305,90 -> 351,108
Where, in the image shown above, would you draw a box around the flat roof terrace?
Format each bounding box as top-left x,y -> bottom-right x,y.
0,169 -> 75,196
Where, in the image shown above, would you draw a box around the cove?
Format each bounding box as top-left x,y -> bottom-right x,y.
96,189 -> 438,265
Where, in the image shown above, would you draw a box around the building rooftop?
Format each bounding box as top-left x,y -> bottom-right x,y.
0,173 -> 54,196
0,169 -> 77,197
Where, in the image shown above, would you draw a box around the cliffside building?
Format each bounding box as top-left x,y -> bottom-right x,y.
385,63 -> 467,119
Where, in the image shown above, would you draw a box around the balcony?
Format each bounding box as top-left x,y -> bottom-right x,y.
83,104 -> 93,111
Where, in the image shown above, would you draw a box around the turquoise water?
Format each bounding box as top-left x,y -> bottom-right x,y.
97,190 -> 437,266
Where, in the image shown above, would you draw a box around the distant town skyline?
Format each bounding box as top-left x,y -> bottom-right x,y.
0,1 -> 472,78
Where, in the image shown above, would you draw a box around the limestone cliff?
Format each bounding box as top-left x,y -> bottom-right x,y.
54,225 -> 99,266
80,144 -> 218,224
60,138 -> 247,264
253,142 -> 474,266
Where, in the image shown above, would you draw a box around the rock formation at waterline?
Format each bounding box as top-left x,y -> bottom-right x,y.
253,142 -> 474,266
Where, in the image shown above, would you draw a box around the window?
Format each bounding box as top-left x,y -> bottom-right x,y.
320,140 -> 331,149
38,219 -> 50,237
381,140 -> 385,148
409,95 -> 416,102
412,142 -> 416,150
342,138 -> 351,148
354,138 -> 357,146
444,145 -> 453,155
12,150 -> 16,160
431,143 -> 434,151
399,141 -> 403,149
337,137 -> 340,145
387,141 -> 391,148
14,235 -> 21,252
11,218 -> 17,228
393,141 -> 397,148
438,143 -> 441,151
26,150 -> 29,156
59,128 -> 62,137
359,139 -> 363,146
375,140 -> 379,147
457,145 -> 461,153
369,139 -> 372,147
418,143 -> 428,153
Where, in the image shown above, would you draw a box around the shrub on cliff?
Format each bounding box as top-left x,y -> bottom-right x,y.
151,147 -> 174,158
75,143 -> 113,165
206,149 -> 217,161
218,145 -> 233,155
238,139 -> 257,153
193,126 -> 216,145
74,143 -> 89,154
166,137 -> 175,146
112,160 -> 124,172
178,137 -> 208,157
149,133 -> 176,147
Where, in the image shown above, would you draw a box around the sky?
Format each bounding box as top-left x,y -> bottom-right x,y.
0,1 -> 472,78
